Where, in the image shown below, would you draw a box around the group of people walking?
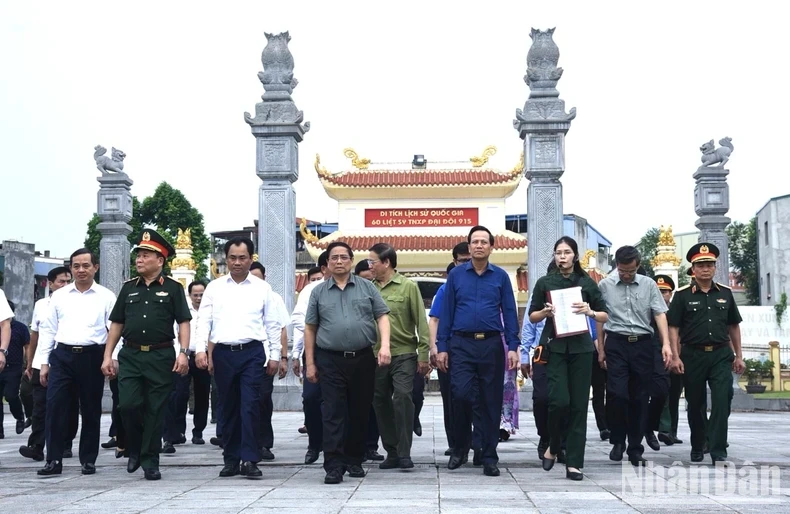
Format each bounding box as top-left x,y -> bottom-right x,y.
0,223 -> 743,484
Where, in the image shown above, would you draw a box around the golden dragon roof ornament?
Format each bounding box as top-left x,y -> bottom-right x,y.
343,148 -> 370,170
510,152 -> 525,176
469,145 -> 497,167
314,153 -> 331,178
299,217 -> 319,242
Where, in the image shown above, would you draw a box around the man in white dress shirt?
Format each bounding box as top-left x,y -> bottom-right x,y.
195,237 -> 282,479
0,288 -> 12,372
36,249 -> 117,476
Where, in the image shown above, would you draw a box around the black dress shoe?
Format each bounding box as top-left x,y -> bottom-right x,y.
161,442 -> 176,454
62,449 -> 73,459
399,457 -> 415,469
174,434 -> 187,445
609,443 -> 624,462
81,463 -> 96,475
144,468 -> 161,480
324,468 -> 344,484
364,449 -> 384,462
413,419 -> 422,437
566,468 -> 583,481
127,454 -> 141,473
671,435 -> 683,444
192,436 -> 205,445
444,448 -> 453,456
541,452 -> 556,471
241,461 -> 262,478
537,438 -> 549,461
115,449 -> 126,459
37,461 -> 62,476
304,448 -> 320,465
24,418 -> 32,429
472,449 -> 482,467
379,456 -> 400,469
210,417 -> 217,424
690,450 -> 704,463
219,463 -> 240,477
260,447 -> 275,461
644,431 -> 660,451
629,456 -> 648,467
447,453 -> 468,470
19,445 -> 45,461
711,456 -> 730,466
210,437 -> 223,447
599,429 -> 611,441
499,429 -> 510,442
347,464 -> 366,478
483,464 -> 500,477
657,432 -> 674,446
298,425 -> 308,434
703,443 -> 709,454
557,449 -> 567,464
16,419 -> 26,434
101,437 -> 118,449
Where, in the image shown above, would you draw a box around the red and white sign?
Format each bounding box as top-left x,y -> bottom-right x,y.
364,208 -> 479,228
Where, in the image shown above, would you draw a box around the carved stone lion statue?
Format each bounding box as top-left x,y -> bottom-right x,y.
700,137 -> 733,168
94,145 -> 126,175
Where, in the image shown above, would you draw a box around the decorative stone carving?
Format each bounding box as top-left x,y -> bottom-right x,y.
175,228 -> 192,250
94,145 -> 127,175
469,146 -> 497,168
699,137 -> 734,169
244,31 -> 310,132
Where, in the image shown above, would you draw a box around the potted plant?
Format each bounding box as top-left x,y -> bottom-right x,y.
743,358 -> 773,394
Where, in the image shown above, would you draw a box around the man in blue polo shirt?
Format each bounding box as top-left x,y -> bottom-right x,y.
436,226 -> 520,477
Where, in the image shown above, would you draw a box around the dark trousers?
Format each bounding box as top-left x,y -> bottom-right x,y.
438,369 -> 454,448
590,350 -> 609,432
257,372 -> 275,450
646,342 -> 670,433
45,344 -> 104,464
605,335 -> 653,459
118,346 -> 175,469
413,366 -> 425,430
448,334 -> 504,466
29,368 -> 77,450
315,346 -> 376,472
373,353 -> 417,458
547,351 -> 592,468
163,372 -> 185,442
682,345 -> 733,459
212,342 -> 265,464
365,407 -> 380,451
20,373 -> 33,419
164,354 -> 211,442
211,375 -> 218,423
532,360 -> 549,439
0,366 -> 25,426
303,355 -> 323,451
109,378 -> 126,448
659,373 -> 683,435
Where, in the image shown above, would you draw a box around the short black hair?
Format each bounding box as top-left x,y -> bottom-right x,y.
307,266 -> 322,279
188,280 -> 206,294
369,243 -> 397,269
317,251 -> 329,268
636,265 -> 647,276
250,261 -> 265,274
326,241 -> 353,260
354,259 -> 371,275
47,266 -> 71,283
615,245 -> 641,266
7,300 -> 15,313
467,225 -> 494,245
452,242 -> 470,260
224,236 -> 254,257
446,262 -> 456,274
70,248 -> 98,266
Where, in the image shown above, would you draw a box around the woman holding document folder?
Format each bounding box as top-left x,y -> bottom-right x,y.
528,236 -> 608,481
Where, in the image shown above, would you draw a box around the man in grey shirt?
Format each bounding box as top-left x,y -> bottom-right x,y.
596,246 -> 671,467
304,241 -> 391,484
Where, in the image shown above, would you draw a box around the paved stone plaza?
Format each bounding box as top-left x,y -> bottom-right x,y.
1,396 -> 788,513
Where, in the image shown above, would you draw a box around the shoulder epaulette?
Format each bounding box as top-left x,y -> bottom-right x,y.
717,282 -> 732,290
123,277 -> 137,283
675,284 -> 691,291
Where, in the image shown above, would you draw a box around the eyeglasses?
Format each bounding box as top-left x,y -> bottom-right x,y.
617,268 -> 638,276
329,255 -> 351,262
367,258 -> 380,266
554,250 -> 574,257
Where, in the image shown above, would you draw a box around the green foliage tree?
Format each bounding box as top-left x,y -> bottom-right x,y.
84,183 -> 209,281
634,227 -> 689,287
727,217 -> 759,305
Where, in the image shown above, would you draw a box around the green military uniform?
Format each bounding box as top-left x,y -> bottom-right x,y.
654,275 -> 685,443
529,269 -> 608,470
109,230 -> 191,472
667,243 -> 741,463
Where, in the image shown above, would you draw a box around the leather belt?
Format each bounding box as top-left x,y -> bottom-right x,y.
606,332 -> 652,343
215,340 -> 260,352
57,344 -> 102,354
454,331 -> 500,340
125,341 -> 173,352
685,343 -> 728,352
317,346 -> 372,359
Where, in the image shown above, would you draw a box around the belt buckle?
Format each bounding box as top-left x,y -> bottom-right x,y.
474,333 -> 485,340
704,345 -> 713,352
72,346 -> 83,354
230,344 -> 242,352
140,345 -> 150,352
627,335 -> 638,343
343,351 -> 356,358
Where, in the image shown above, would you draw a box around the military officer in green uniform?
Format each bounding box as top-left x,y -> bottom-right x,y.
103,229 -> 191,480
654,275 -> 685,445
667,243 -> 745,464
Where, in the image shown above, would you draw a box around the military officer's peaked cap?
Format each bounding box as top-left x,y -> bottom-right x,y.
686,242 -> 719,264
133,229 -> 175,259
654,274 -> 675,292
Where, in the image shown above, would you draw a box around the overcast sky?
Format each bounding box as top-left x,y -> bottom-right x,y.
1,1 -> 788,258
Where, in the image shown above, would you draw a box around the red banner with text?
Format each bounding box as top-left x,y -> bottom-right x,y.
364,208 -> 479,228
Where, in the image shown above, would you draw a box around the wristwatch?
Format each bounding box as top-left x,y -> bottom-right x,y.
179,348 -> 188,355
280,356 -> 288,360
0,349 -> 8,357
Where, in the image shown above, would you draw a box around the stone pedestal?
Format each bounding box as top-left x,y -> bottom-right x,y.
0,240 -> 35,325
694,165 -> 731,285
96,174 -> 134,295
514,28 -> 575,296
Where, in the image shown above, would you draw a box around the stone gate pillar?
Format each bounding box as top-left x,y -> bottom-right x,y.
0,241 -> 35,325
514,28 -> 576,297
245,31 -> 309,314
96,171 -> 133,296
